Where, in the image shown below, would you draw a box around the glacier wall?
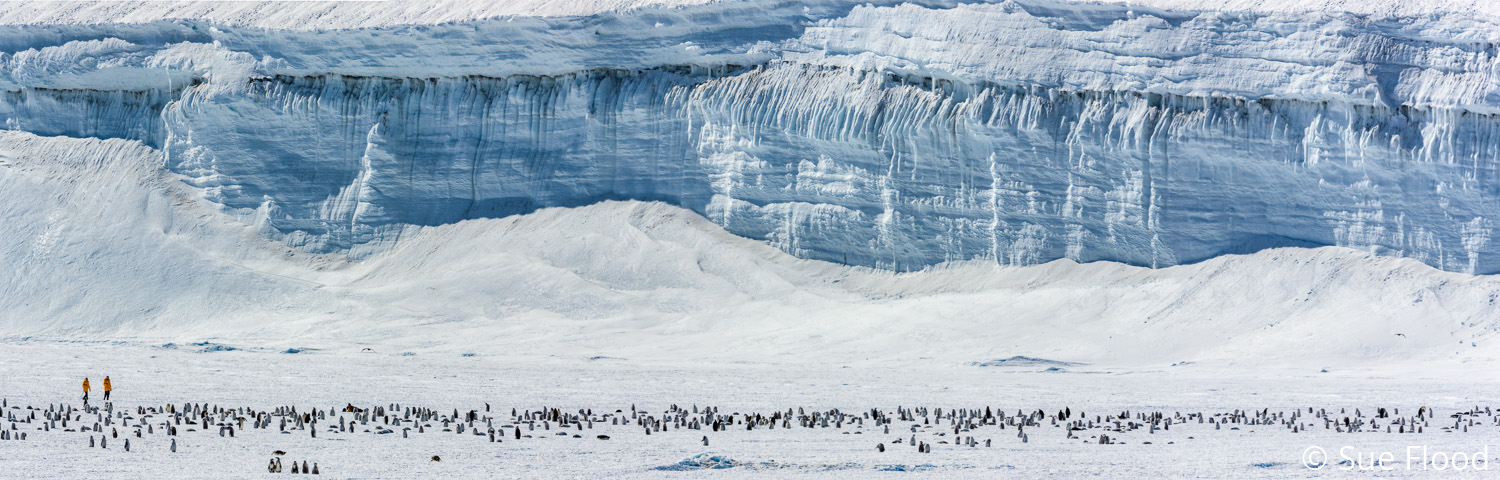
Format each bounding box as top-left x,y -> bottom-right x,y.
6,0 -> 1500,272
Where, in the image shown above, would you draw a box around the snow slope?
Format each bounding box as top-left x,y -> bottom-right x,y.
3,131 -> 1497,367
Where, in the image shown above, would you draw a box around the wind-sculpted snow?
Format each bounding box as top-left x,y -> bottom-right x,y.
4,129 -> 1500,364
5,0 -> 1500,272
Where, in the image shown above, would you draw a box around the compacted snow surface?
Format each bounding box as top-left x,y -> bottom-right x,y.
2,342 -> 1500,479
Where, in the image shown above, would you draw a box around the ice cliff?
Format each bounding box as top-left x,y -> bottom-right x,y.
6,0 -> 1500,273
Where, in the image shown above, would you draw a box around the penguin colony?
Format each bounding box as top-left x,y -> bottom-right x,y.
3,396 -> 1497,473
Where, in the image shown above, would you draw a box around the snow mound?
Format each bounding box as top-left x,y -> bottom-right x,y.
1,131 -> 1498,368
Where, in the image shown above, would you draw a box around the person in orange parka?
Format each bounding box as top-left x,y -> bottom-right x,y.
103,376 -> 112,401
82,378 -> 90,403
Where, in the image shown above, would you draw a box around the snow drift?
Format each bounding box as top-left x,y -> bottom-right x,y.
2,130 -> 1497,366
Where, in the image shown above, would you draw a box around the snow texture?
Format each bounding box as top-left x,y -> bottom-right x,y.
3,341 -> 1498,479
3,130 -> 1498,366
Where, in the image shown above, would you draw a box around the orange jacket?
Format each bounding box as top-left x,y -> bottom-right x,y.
103,377 -> 111,391
83,379 -> 90,392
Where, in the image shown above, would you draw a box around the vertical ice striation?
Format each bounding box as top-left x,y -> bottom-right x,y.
161,69 -> 719,254
673,59 -> 1499,272
4,0 -> 1500,272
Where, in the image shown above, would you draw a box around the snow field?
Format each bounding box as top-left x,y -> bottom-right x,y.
2,342 -> 1500,478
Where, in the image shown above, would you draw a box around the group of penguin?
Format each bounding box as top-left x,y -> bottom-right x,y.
267,456 -> 318,474
5,395 -> 1498,474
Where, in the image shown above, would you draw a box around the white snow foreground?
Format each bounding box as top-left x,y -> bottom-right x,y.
4,342 -> 1498,479
1,130 -> 1495,368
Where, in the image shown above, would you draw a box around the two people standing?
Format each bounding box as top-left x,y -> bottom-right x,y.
81,376 -> 112,403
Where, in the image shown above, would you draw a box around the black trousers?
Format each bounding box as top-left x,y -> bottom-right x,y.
104,391 -> 110,401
